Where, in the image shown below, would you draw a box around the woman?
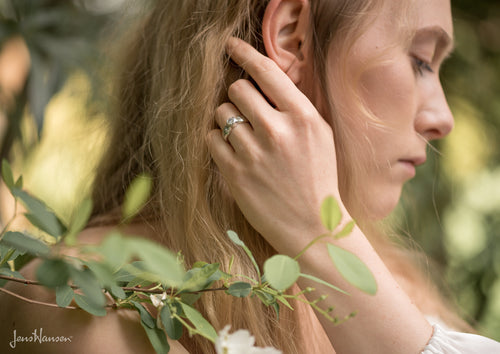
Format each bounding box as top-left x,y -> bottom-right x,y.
1,0 -> 499,353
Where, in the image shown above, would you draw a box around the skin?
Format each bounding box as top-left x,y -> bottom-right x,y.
0,0 -> 455,353
208,0 -> 454,352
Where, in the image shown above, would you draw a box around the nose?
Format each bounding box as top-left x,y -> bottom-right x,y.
414,79 -> 454,141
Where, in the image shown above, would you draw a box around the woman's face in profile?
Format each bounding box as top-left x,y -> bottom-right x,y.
327,0 -> 454,219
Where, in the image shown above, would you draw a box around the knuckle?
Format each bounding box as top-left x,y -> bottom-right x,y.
228,79 -> 248,98
255,56 -> 277,73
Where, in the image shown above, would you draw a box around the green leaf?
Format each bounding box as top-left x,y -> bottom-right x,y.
0,267 -> 24,280
226,282 -> 252,298
254,289 -> 276,306
180,303 -> 217,342
2,159 -> 14,189
122,174 -> 152,220
179,263 -> 220,292
227,230 -> 261,278
74,294 -> 106,316
179,293 -> 201,306
129,238 -> 185,287
321,196 -> 342,232
160,305 -> 183,340
140,321 -> 170,354
0,231 -> 50,256
109,284 -> 126,299
132,301 -> 155,328
327,244 -> 377,295
275,294 -> 294,310
36,258 -> 69,288
335,220 -> 356,239
11,188 -> 66,238
14,175 -> 23,189
84,260 -> 115,288
56,285 -> 74,307
98,232 -> 131,270
69,267 -> 106,307
299,273 -> 349,295
263,255 -> 300,291
66,198 -> 93,246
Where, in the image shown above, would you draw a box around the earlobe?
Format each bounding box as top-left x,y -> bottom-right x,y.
262,0 -> 310,84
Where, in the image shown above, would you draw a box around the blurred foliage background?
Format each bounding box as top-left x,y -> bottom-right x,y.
0,0 -> 498,341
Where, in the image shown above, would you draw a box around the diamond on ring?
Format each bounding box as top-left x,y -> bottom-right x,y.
222,116 -> 247,141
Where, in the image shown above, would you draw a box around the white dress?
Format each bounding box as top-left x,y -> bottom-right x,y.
422,317 -> 500,353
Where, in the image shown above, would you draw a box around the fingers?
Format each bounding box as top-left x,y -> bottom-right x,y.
226,37 -> 308,113
214,102 -> 255,154
227,79 -> 274,132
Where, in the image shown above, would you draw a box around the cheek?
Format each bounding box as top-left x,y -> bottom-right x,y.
358,60 -> 417,130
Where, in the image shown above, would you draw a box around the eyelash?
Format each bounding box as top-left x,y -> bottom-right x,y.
413,57 -> 434,76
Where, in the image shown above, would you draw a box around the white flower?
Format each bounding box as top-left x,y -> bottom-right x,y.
150,292 -> 167,308
215,325 -> 282,354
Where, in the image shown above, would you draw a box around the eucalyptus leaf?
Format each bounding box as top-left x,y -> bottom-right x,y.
35,258 -> 69,288
132,301 -> 155,329
299,273 -> 349,295
321,196 -> 342,232
327,244 -> 377,295
55,284 -> 74,308
179,263 -> 220,292
66,198 -> 92,245
69,267 -> 106,307
254,289 -> 276,306
98,232 -> 130,270
11,188 -> 66,237
129,238 -> 185,287
160,305 -> 183,340
0,231 -> 50,256
1,159 -> 14,189
179,293 -> 201,306
14,175 -> 23,189
335,220 -> 356,239
226,282 -> 252,298
226,230 -> 261,278
263,255 -> 300,291
74,294 -> 106,316
180,303 -> 217,342
109,284 -> 126,299
140,321 -> 170,354
0,267 -> 24,280
122,174 -> 152,220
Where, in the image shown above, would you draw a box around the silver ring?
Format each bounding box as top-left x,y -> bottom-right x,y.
222,116 -> 247,141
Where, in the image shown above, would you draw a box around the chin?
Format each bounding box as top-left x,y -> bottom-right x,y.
352,188 -> 401,222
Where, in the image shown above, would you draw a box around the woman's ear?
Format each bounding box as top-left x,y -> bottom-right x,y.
262,0 -> 311,84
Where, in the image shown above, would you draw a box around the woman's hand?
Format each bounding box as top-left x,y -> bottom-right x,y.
207,37 -> 342,254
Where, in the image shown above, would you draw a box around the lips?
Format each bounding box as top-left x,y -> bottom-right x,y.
399,155 -> 427,167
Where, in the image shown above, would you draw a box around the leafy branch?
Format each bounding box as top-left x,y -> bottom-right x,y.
0,160 -> 377,353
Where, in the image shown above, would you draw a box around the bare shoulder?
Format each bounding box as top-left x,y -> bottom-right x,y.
0,226 -> 189,353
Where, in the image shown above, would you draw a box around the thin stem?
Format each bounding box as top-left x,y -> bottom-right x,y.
0,286 -> 78,309
0,275 -> 228,295
294,233 -> 330,260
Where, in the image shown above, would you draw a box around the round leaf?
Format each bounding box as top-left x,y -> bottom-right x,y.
56,285 -> 74,307
227,281 -> 252,298
122,174 -> 152,220
36,258 -> 69,288
327,243 -> 377,295
263,255 -> 300,291
321,196 -> 342,232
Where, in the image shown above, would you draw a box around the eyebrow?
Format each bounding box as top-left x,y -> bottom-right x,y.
415,25 -> 455,57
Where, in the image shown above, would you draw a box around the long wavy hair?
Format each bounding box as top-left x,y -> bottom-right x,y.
91,0 -> 470,352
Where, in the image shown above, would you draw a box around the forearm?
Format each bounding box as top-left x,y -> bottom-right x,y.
288,224 -> 432,354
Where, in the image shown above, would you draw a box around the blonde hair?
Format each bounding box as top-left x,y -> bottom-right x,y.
91,0 -> 470,352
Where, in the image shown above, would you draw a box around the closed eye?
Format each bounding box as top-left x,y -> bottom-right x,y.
413,57 -> 434,76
